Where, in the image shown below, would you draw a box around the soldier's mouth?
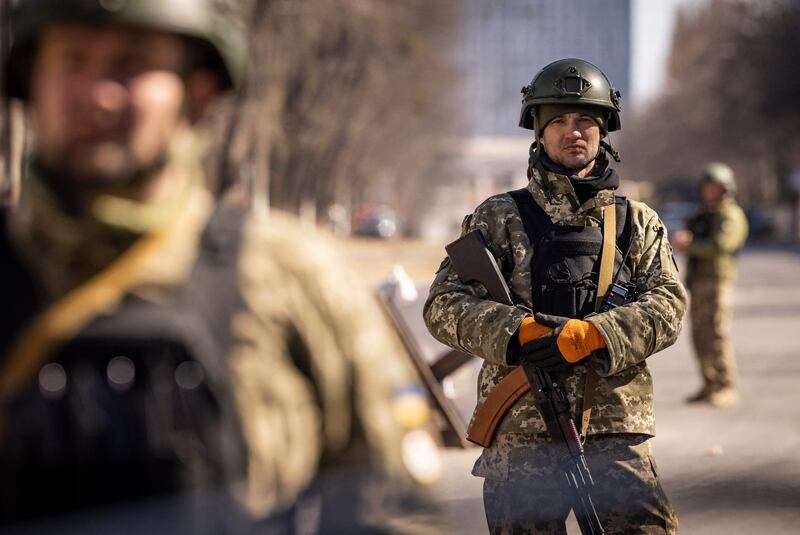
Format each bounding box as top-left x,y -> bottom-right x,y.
563,144 -> 586,153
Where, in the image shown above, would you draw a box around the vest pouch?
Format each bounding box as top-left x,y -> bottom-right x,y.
0,306 -> 245,523
533,228 -> 603,319
538,285 -> 573,317
508,189 -> 635,320
537,280 -> 598,318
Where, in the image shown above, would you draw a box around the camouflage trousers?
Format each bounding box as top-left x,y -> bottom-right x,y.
689,278 -> 737,393
482,434 -> 677,534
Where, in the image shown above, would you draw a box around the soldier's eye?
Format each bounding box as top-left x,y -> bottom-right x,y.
57,48 -> 89,74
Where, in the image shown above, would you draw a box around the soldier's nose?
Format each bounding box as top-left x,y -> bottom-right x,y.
90,78 -> 129,126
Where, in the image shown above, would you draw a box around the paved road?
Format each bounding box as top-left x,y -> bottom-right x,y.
407,245 -> 800,533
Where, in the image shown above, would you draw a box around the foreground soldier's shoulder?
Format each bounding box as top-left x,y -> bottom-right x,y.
472,192 -> 519,225
627,199 -> 662,230
240,211 -> 341,271
479,192 -> 516,209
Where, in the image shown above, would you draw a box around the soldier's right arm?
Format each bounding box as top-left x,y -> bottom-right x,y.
423,196 -> 529,366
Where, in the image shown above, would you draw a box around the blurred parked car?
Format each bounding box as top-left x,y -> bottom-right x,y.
352,205 -> 403,238
745,208 -> 777,240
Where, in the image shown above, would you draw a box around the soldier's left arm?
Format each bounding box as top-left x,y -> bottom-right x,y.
583,203 -> 688,377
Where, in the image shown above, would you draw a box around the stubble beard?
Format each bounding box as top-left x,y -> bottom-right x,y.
546,147 -> 593,173
49,139 -> 160,188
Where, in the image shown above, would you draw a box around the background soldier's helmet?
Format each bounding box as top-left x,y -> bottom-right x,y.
4,0 -> 247,99
519,58 -> 622,134
702,162 -> 737,195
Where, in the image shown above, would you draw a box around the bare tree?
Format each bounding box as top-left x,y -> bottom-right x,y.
211,0 -> 462,233
618,0 -> 800,211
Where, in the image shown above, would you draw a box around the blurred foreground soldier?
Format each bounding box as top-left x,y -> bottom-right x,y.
672,163 -> 748,408
0,1 -> 441,533
424,58 -> 686,534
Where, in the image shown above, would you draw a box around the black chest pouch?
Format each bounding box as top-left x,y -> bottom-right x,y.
0,204 -> 250,522
508,189 -> 633,319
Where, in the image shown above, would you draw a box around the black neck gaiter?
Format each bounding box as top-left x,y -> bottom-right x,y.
539,148 -> 619,204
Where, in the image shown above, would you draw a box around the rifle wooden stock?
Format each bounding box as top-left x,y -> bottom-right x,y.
466,366 -> 529,447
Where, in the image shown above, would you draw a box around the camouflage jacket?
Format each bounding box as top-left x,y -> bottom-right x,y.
685,198 -> 748,283
2,158 -> 437,524
424,166 -> 687,477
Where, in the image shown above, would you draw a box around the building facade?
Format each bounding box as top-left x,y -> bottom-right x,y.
459,0 -> 632,137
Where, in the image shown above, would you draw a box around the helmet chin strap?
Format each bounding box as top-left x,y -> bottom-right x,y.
527,139 -> 542,180
600,140 -> 621,163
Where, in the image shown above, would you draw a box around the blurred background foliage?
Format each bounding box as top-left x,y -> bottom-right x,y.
208,0 -> 462,236
618,0 -> 800,212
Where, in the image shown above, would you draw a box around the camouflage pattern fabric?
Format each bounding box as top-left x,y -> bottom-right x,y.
423,165 -> 687,482
685,198 -> 748,283
5,151 -> 439,527
482,434 -> 677,534
688,278 -> 737,394
684,196 -> 747,400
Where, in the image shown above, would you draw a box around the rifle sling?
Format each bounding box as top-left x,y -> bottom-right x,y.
466,203 -> 617,448
0,227 -> 176,405
580,202 -> 616,441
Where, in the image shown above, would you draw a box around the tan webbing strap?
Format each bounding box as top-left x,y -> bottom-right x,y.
0,226 -> 175,402
580,202 -> 617,441
595,203 -> 616,311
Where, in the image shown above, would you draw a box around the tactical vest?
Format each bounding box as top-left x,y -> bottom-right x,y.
0,203 -> 252,526
687,210 -> 714,242
508,189 -> 632,318
685,207 -> 744,283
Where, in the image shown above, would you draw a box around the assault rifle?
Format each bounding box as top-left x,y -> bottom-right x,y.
446,229 -> 604,535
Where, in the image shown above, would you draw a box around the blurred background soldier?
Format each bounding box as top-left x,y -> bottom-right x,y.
672,163 -> 749,408
0,0 -> 440,533
424,58 -> 686,534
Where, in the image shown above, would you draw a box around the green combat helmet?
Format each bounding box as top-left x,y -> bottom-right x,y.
4,0 -> 247,99
519,58 -> 623,163
519,58 -> 622,135
702,162 -> 737,196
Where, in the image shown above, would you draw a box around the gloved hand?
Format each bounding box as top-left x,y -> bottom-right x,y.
518,315 -> 553,344
520,313 -> 607,372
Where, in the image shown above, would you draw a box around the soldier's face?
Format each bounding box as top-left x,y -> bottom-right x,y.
29,25 -> 192,186
701,181 -> 725,205
539,112 -> 601,176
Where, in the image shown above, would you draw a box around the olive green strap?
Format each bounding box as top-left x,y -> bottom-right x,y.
580,203 -> 616,441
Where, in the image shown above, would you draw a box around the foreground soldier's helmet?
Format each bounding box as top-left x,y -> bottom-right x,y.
702,162 -> 737,195
519,58 -> 622,134
4,0 -> 247,99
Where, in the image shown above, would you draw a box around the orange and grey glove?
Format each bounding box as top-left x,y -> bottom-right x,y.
518,315 -> 554,344
520,312 -> 606,372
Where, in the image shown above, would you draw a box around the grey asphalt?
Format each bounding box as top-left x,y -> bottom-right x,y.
409,244 -> 800,534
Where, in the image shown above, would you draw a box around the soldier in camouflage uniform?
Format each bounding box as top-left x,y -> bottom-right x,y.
0,1 -> 440,533
424,58 -> 687,534
672,163 -> 748,408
